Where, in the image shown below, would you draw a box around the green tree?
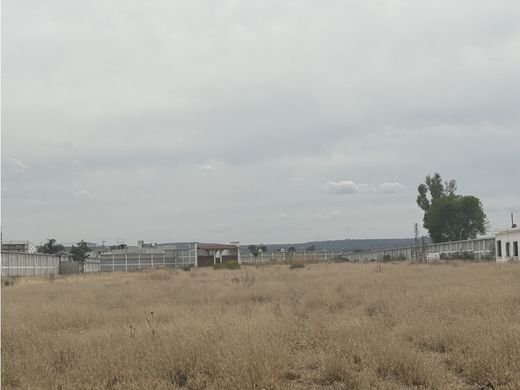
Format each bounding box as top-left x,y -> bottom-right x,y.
306,245 -> 315,251
70,240 -> 91,262
247,244 -> 266,257
417,173 -> 486,243
38,239 -> 64,254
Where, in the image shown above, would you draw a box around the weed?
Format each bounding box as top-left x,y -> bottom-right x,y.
231,270 -> 255,288
145,311 -> 158,342
1,277 -> 18,287
213,260 -> 241,270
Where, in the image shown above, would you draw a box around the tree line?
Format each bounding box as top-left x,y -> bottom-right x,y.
38,239 -> 91,262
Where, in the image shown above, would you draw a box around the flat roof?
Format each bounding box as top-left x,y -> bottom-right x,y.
496,227 -> 520,235
197,243 -> 239,251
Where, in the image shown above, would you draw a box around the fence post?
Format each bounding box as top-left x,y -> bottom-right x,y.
163,252 -> 166,267
125,254 -> 128,272
112,254 -> 115,272
151,253 -> 154,269
138,253 -> 141,269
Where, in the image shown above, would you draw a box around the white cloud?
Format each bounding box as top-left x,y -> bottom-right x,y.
26,198 -> 46,205
378,182 -> 406,194
8,158 -> 29,171
324,180 -> 363,195
200,164 -> 215,173
316,210 -> 343,220
74,190 -> 93,198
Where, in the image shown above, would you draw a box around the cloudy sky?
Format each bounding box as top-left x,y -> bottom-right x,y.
2,0 -> 519,246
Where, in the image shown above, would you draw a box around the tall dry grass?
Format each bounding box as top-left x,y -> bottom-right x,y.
2,262 -> 520,389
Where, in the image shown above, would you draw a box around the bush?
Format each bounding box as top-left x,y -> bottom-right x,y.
439,251 -> 475,260
213,261 -> 241,270
331,256 -> 350,263
1,277 -> 18,287
382,254 -> 407,262
289,262 -> 305,270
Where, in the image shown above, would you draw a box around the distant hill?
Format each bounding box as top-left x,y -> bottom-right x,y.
241,238 -> 431,252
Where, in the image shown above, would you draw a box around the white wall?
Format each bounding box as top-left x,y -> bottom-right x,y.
495,228 -> 520,262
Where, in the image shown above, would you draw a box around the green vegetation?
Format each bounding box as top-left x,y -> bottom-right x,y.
37,239 -> 64,254
417,173 -> 486,243
213,260 -> 241,270
70,240 -> 91,262
247,245 -> 267,257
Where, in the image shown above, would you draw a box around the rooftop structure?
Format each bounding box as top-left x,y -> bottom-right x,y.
1,241 -> 37,254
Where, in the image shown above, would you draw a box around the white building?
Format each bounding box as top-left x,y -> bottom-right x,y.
495,227 -> 520,262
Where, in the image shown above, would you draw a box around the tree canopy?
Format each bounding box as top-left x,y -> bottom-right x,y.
417,173 -> 486,243
70,240 -> 91,262
38,239 -> 64,254
248,244 -> 267,257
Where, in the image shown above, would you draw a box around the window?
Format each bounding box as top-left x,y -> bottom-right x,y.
514,241 -> 519,257
497,240 -> 502,257
505,242 -> 510,257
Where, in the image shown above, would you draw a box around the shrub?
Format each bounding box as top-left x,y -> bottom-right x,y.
440,251 -> 475,260
2,277 -> 18,287
289,262 -> 305,270
213,260 -> 241,270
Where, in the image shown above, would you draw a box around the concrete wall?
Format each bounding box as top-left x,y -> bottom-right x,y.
1,252 -> 61,276
59,259 -> 101,274
97,246 -> 197,272
240,250 -> 347,264
2,252 -> 101,277
344,237 -> 495,262
238,238 -> 496,264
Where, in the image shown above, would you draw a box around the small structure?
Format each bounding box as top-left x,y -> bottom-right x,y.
495,227 -> 520,262
1,241 -> 37,253
196,243 -> 240,267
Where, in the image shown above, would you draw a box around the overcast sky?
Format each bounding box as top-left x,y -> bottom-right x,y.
2,0 -> 519,246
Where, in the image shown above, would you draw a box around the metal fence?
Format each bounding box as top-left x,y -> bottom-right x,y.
1,252 -> 61,276
344,237 -> 496,262
97,248 -> 197,272
239,250 -> 348,264
238,238 -> 496,264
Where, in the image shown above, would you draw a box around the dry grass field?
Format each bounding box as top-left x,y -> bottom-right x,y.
2,262 -> 520,390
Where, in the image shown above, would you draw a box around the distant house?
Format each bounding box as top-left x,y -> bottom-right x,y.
495,227 -> 520,262
196,243 -> 240,267
1,241 -> 37,254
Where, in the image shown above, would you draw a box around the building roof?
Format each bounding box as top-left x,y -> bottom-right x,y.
496,227 -> 520,236
197,243 -> 239,251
